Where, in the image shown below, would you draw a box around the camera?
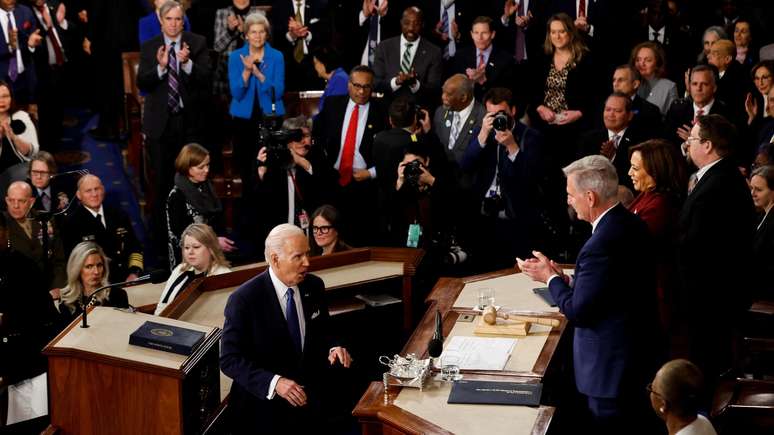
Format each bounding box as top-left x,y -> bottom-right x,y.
403,159 -> 424,187
492,110 -> 512,132
431,233 -> 469,265
256,115 -> 302,170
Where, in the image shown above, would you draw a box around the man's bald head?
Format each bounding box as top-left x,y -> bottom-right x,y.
5,181 -> 33,221
442,74 -> 474,111
653,359 -> 705,419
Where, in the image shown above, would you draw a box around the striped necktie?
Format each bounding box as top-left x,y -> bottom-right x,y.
6,12 -> 17,81
167,42 -> 181,114
401,42 -> 413,74
293,0 -> 304,63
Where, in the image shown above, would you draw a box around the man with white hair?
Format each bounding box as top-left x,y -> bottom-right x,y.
521,156 -> 662,433
220,223 -> 352,433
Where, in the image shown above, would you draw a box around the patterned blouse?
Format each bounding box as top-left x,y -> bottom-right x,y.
543,62 -> 574,113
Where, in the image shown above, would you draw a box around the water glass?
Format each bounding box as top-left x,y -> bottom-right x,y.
440,355 -> 461,381
477,287 -> 495,309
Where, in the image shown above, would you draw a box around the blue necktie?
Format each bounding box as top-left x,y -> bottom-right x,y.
285,288 -> 302,352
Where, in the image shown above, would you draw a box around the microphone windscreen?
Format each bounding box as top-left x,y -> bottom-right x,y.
10,119 -> 25,135
149,269 -> 170,284
428,338 -> 443,358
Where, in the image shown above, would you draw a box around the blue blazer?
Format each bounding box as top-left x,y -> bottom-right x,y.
138,12 -> 190,45
228,43 -> 285,119
549,204 -> 661,399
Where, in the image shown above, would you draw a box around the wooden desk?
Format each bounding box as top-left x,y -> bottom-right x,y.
353,268 -> 568,434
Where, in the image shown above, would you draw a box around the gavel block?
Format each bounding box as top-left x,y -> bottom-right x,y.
473,315 -> 531,337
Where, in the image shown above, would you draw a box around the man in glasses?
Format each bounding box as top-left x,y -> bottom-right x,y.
312,65 -> 386,245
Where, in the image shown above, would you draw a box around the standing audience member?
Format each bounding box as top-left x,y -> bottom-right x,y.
155,223 -> 231,315
677,114 -> 755,384
665,65 -> 729,148
0,80 -> 38,177
648,359 -> 717,435
138,0 -> 191,44
228,12 -> 285,187
433,74 -> 483,167
312,45 -> 347,113
530,12 -> 592,166
373,6 -> 442,107
0,0 -> 42,105
627,139 -> 686,338
220,223 -> 352,433
732,18 -> 757,68
270,0 -> 326,91
57,241 -> 128,325
631,41 -> 678,116
750,165 -> 774,300
27,151 -> 68,214
166,143 -> 235,269
344,0 -> 398,70
521,155 -> 662,435
451,16 -> 513,101
309,204 -> 351,256
64,174 -> 144,282
212,0 -> 257,98
707,38 -> 752,127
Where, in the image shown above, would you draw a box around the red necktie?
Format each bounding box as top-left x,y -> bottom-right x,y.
36,5 -> 64,66
339,104 -> 359,186
478,53 -> 485,69
693,108 -> 704,125
578,0 -> 586,18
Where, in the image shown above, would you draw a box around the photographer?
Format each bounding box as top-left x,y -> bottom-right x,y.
462,87 -> 565,271
252,116 -> 328,249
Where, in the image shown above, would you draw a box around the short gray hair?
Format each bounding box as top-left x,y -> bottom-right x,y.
244,12 -> 271,37
159,0 -> 183,19
282,115 -> 311,131
703,25 -> 728,42
563,155 -> 619,202
264,224 -> 305,260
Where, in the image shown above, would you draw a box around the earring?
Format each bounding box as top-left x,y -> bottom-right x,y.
659,407 -> 665,413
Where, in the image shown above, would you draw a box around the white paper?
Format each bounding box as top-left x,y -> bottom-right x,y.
440,336 -> 517,371
6,373 -> 48,425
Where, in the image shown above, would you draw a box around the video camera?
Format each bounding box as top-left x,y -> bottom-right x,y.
256,115 -> 303,170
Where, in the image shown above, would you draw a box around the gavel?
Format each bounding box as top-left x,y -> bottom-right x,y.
482,306 -> 560,328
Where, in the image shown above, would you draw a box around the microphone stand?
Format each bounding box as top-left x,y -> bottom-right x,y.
80,283 -> 116,328
80,271 -> 169,328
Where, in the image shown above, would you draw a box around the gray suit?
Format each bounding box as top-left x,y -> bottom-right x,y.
433,102 -> 485,165
373,36 -> 442,105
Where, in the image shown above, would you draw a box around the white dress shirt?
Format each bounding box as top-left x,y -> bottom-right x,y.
390,35 -> 421,93
335,99 -> 376,177
694,158 -> 722,184
439,0 -> 456,57
266,266 -> 307,399
285,0 -> 312,54
0,10 -> 26,75
32,6 -> 67,65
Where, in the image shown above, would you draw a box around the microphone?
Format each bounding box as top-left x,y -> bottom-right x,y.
80,269 -> 170,328
427,309 -> 444,358
270,87 -> 276,115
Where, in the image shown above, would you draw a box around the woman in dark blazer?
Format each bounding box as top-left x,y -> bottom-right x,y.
529,13 -> 593,167
750,165 -> 774,300
627,139 -> 686,336
228,12 -> 285,188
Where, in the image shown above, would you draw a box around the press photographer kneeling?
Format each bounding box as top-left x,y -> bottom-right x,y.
252,116 -> 328,249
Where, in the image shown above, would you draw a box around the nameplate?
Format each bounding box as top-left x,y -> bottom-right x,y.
448,380 -> 542,406
129,321 -> 206,356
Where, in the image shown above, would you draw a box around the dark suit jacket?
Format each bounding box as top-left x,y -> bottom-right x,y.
716,60 -> 753,126
30,0 -> 71,68
63,203 -> 143,281
753,209 -> 774,300
137,32 -> 211,140
330,0 -> 401,69
270,0 -> 327,55
630,95 -> 664,139
549,204 -> 660,399
664,98 -> 730,147
29,180 -> 70,214
4,211 -> 66,289
0,4 -> 38,102
451,45 -> 514,100
220,270 -> 335,433
529,54 -> 595,122
432,101 -> 485,165
420,0 -> 494,48
373,35 -> 443,105
577,127 -> 644,190
312,95 -> 387,172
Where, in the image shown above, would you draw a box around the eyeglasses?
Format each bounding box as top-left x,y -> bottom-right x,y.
31,170 -> 51,177
685,136 -> 706,145
312,225 -> 333,234
645,382 -> 666,401
350,82 -> 373,91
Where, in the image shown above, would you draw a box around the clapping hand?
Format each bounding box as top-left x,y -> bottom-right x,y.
56,3 -> 66,25
156,44 -> 169,69
328,346 -> 352,367
276,378 -> 307,407
676,123 -> 691,142
28,30 -> 43,49
600,139 -> 616,159
178,42 -> 191,65
745,92 -> 758,124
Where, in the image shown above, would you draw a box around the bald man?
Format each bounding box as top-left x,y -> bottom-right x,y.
3,180 -> 66,295
63,174 -> 143,282
708,39 -> 753,129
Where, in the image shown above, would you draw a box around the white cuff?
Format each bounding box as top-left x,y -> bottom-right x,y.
267,374 -> 280,399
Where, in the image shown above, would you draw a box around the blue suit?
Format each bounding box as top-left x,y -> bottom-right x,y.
0,4 -> 38,103
228,43 -> 285,119
220,270 -> 335,433
548,204 -> 661,416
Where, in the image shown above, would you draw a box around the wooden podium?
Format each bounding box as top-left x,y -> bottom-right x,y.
42,307 -> 222,435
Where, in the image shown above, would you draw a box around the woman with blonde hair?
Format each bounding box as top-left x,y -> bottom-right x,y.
58,242 -> 128,324
155,224 -> 232,315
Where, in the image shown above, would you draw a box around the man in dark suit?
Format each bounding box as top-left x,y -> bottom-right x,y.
461,87 -> 565,270
433,74 -> 484,166
578,92 -> 645,190
312,65 -> 386,245
677,114 -> 755,384
332,0 -> 401,70
707,38 -> 753,128
636,0 -> 691,90
27,151 -> 70,214
611,64 -> 663,139
420,0 -> 495,59
451,16 -> 513,101
137,0 -> 210,252
63,175 -> 143,282
499,0 -> 548,64
220,224 -> 352,433
664,64 -> 730,148
271,0 -> 326,91
521,155 -> 662,434
0,0 -> 43,105
373,6 -> 442,107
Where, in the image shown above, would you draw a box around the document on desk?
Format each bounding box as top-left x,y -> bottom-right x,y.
441,336 -> 517,370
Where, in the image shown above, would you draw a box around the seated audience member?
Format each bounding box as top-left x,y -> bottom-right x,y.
166,143 -> 235,269
313,46 -> 348,113
745,61 -> 774,126
578,92 -> 646,190
433,74 -> 484,168
27,151 -> 69,214
220,224 -> 352,433
64,175 -> 144,282
212,0 -> 261,97
665,65 -> 730,149
309,205 -> 351,256
253,116 -> 328,244
0,80 -> 39,177
733,18 -> 757,68
139,0 -> 191,44
155,223 -> 231,315
627,139 -> 687,333
3,181 -> 66,296
631,41 -> 678,116
0,1 -> 42,105
373,6 -> 442,107
58,241 -> 129,325
697,25 -> 727,65
0,213 -> 58,428
750,165 -> 774,300
611,64 -> 663,138
229,12 -> 285,187
752,143 -> 774,170
451,16 -> 513,101
707,39 -> 752,127
648,359 -> 717,435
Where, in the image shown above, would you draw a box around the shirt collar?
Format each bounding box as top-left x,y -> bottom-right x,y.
269,266 -> 299,301
85,204 -> 104,219
695,157 -> 722,182
455,99 -> 475,121
476,45 -> 493,60
693,99 -> 714,114
591,202 -> 619,233
347,98 -> 369,112
607,127 -> 627,142
163,34 -> 182,47
400,34 -> 420,47
38,186 -> 51,197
